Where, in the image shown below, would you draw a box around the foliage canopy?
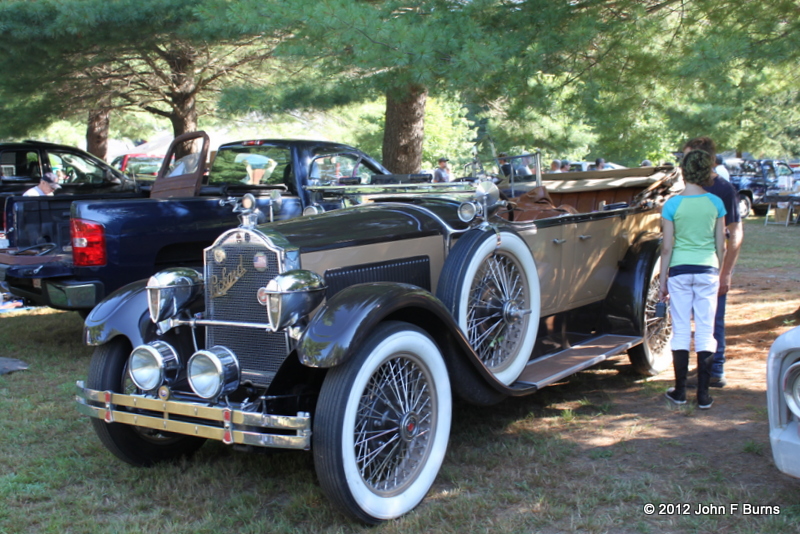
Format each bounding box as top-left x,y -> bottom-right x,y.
0,0 -> 798,165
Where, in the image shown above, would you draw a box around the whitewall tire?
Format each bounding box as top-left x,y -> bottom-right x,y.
437,229 -> 540,385
313,321 -> 452,523
628,257 -> 672,375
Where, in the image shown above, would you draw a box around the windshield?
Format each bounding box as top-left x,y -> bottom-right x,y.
310,149 -> 383,185
209,146 -> 291,185
49,150 -> 117,185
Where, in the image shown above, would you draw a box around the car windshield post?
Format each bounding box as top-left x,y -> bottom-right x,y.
498,153 -> 540,197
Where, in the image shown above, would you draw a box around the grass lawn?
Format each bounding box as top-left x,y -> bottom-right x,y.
1,216 -> 799,533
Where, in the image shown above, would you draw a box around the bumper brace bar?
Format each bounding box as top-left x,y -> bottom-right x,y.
75,381 -> 311,450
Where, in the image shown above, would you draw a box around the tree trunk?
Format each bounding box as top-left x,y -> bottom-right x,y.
86,106 -> 110,160
166,45 -> 199,160
382,84 -> 427,174
169,93 -> 198,160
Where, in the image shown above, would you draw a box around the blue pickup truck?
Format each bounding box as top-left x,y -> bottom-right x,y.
0,131 -> 389,313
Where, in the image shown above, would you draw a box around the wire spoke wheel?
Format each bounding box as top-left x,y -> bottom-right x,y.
355,354 -> 434,494
643,270 -> 672,356
467,252 -> 529,373
628,257 -> 672,375
314,321 -> 451,524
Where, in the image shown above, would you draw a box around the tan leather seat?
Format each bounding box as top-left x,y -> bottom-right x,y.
509,186 -> 576,221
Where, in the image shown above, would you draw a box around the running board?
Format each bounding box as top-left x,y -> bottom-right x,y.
513,334 -> 641,389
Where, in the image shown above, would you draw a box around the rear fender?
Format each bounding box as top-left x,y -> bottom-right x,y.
603,233 -> 661,336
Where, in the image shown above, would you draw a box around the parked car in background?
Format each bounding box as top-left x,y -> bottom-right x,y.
0,140 -> 136,196
725,158 -> 797,218
76,162 -> 678,523
1,141 -> 145,306
767,326 -> 800,479
110,153 -> 165,179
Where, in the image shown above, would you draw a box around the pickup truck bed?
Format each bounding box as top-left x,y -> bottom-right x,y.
0,132 -> 389,312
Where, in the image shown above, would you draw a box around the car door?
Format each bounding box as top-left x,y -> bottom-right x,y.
520,222 -> 564,316
151,131 -> 210,198
776,162 -> 795,189
562,215 -> 628,309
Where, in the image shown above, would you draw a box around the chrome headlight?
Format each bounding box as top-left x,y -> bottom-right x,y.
187,346 -> 239,399
783,361 -> 800,418
303,204 -> 325,216
128,341 -> 179,392
147,268 -> 204,323
458,201 -> 478,222
256,270 -> 326,332
458,180 -> 503,223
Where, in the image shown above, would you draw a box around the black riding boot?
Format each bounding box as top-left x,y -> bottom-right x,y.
697,351 -> 714,409
665,350 -> 689,405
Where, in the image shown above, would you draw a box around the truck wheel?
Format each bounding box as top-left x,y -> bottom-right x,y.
437,229 -> 540,385
313,321 -> 451,524
628,258 -> 672,375
738,194 -> 752,219
87,337 -> 205,467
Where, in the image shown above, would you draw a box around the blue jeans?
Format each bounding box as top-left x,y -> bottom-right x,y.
711,292 -> 727,378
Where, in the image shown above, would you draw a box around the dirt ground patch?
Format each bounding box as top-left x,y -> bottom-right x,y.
481,264 -> 800,531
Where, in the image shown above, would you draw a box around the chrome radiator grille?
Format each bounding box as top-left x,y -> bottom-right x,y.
205,229 -> 287,388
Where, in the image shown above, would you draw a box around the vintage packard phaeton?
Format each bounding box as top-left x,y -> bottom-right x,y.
76,159 -> 677,523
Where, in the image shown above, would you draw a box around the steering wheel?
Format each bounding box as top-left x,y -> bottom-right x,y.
10,243 -> 57,256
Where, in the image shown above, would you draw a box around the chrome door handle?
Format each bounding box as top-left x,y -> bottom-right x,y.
579,234 -> 592,240
552,238 -> 566,244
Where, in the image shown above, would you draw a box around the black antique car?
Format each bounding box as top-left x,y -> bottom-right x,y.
76,163 -> 678,523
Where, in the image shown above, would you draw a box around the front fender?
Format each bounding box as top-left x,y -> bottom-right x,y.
298,282 -> 466,368
297,282 -> 535,398
83,279 -> 153,347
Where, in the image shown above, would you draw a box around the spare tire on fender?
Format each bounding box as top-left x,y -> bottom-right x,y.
437,228 -> 540,386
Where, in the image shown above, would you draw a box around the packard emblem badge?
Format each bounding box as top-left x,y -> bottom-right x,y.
253,253 -> 268,272
213,247 -> 226,264
210,255 -> 247,298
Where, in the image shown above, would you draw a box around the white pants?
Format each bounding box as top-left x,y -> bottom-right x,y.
668,272 -> 719,353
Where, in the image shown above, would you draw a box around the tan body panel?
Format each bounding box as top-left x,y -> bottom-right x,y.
300,235 -> 446,294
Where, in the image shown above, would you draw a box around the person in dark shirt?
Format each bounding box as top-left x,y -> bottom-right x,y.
682,137 -> 743,388
498,153 -> 512,177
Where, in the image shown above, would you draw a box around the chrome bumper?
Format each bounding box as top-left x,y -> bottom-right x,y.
770,420 -> 800,479
75,381 -> 311,450
46,280 -> 102,309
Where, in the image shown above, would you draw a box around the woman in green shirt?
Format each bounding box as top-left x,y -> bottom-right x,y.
659,149 -> 726,409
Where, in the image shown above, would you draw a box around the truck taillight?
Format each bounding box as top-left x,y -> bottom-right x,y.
71,219 -> 106,266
